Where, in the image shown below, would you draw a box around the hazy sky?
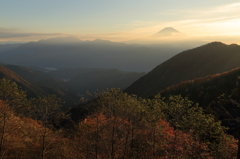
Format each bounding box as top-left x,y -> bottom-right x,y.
1,0 -> 240,43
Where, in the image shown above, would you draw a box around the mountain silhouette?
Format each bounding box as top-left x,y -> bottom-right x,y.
0,37 -> 180,72
153,27 -> 180,36
125,42 -> 240,97
38,36 -> 82,44
0,43 -> 22,53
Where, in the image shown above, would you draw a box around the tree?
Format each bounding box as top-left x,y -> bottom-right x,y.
0,100 -> 15,159
70,89 -> 237,158
29,95 -> 62,159
0,78 -> 27,113
143,95 -> 235,158
0,100 -> 28,159
216,96 -> 240,159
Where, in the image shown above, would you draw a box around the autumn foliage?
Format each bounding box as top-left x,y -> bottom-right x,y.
0,79 -> 238,158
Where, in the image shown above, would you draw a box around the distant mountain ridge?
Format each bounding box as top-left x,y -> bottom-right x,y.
0,37 -> 186,72
0,43 -> 22,53
45,67 -> 106,79
0,61 -> 5,66
125,42 -> 240,97
38,36 -> 82,44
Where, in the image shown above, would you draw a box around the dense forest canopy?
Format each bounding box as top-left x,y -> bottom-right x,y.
0,79 -> 237,158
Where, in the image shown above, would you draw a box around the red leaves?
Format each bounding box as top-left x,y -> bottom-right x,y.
77,113 -> 219,158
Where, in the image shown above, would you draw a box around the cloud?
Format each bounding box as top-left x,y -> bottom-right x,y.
198,16 -> 240,23
0,28 -> 62,39
2,2 -> 240,44
196,35 -> 240,44
116,21 -> 157,27
126,2 -> 240,38
218,2 -> 240,11
163,2 -> 240,16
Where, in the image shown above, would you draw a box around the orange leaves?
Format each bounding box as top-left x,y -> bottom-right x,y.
83,113 -> 107,126
79,113 -> 134,158
75,113 -> 217,158
158,119 -> 175,137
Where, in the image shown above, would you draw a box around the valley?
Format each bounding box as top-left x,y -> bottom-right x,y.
1,36 -> 240,158
2,0 -> 240,157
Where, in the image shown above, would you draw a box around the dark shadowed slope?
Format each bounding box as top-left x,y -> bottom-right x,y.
160,67 -> 240,106
159,67 -> 240,134
68,69 -> 146,95
46,67 -> 106,80
45,68 -> 146,95
35,78 -> 74,92
125,42 -> 240,97
4,64 -> 145,95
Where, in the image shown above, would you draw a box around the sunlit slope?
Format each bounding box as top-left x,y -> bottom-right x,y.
0,66 -> 78,108
0,66 -> 32,87
4,64 -> 50,82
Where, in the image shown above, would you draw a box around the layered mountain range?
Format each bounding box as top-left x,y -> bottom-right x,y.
1,64 -> 145,101
0,36 -> 186,72
2,36 -> 240,116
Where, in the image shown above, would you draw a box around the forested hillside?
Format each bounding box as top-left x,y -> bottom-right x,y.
125,42 -> 240,97
0,80 -> 237,158
2,64 -> 145,96
2,0 -> 240,157
0,66 -> 79,108
160,67 -> 240,105
158,67 -> 240,134
1,41 -> 240,158
4,64 -> 51,82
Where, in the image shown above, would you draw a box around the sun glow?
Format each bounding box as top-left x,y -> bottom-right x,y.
1,1 -> 240,44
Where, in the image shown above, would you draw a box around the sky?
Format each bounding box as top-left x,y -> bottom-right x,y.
1,0 -> 240,44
